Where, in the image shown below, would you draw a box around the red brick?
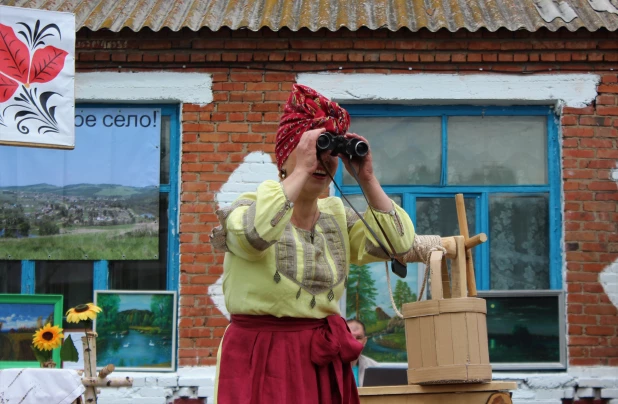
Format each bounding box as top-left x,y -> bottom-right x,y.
567,293 -> 598,304
597,94 -> 616,105
583,222 -> 615,231
567,272 -> 599,282
586,326 -> 616,336
217,123 -> 249,133
231,134 -> 264,143
245,82 -> 279,91
252,104 -> 281,112
582,201 -> 615,211
562,151 -> 595,158
580,138 -> 614,148
583,263 -> 607,273
561,115 -> 578,126
512,53 -> 528,62
596,127 -> 618,138
582,283 -> 605,293
207,316 -> 230,327
564,191 -> 593,201
568,314 -> 598,325
569,336 -> 601,345
601,316 -> 618,326
599,84 -> 618,94
563,127 -> 595,138
569,325 -> 583,335
581,116 -> 612,127
213,83 -> 245,91
199,133 -> 229,142
597,106 -> 618,115
570,358 -> 603,366
563,106 -> 595,115
602,74 -> 618,83
252,123 -> 278,133
264,72 -> 295,82
556,53 -> 571,62
218,103 -> 250,112
564,169 -> 595,179
585,305 -> 618,315
598,149 -> 618,158
590,347 -> 618,357
230,72 -> 263,82
587,181 -> 618,191
216,143 -> 243,153
581,243 -> 606,252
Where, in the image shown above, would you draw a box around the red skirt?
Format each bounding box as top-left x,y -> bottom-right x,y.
217,314 -> 363,404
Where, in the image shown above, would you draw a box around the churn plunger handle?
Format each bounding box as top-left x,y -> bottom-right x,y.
455,194 -> 488,297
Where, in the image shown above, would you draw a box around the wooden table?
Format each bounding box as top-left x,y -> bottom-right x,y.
359,381 -> 517,404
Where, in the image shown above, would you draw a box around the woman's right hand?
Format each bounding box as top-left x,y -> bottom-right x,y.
293,128 -> 326,177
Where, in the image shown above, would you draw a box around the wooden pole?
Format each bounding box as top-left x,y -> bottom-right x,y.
81,332 -> 98,404
98,364 -> 114,379
455,194 -> 478,297
82,377 -> 134,388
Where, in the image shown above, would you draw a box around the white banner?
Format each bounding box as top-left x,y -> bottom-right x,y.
0,5 -> 75,149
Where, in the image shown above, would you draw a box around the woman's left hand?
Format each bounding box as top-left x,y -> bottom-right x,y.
339,133 -> 376,185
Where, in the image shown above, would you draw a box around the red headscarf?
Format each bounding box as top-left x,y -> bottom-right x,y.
275,84 -> 350,170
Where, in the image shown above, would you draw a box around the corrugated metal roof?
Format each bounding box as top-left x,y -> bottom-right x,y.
2,0 -> 617,32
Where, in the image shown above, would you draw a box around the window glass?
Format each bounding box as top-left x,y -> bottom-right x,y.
0,261 -> 21,293
160,115 -> 171,184
485,294 -> 560,363
416,197 -> 476,237
340,107 -> 559,369
345,117 -> 442,185
490,194 -> 549,290
416,197 -> 476,290
35,261 -> 93,329
109,194 -> 168,290
447,116 -> 547,185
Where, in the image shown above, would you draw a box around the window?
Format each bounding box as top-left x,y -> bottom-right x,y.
0,105 -> 179,329
341,105 -> 564,369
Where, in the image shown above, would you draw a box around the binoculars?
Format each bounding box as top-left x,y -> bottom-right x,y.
316,132 -> 369,158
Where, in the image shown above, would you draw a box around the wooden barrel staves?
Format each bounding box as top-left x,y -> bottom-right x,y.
403,236 -> 492,385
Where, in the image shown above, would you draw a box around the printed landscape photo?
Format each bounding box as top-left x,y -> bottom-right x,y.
0,184 -> 159,260
94,291 -> 176,371
0,107 -> 161,260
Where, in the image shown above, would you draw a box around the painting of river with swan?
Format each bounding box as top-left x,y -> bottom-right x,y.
94,290 -> 177,371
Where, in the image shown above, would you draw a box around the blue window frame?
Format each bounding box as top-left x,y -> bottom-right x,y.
337,105 -> 562,291
7,105 -> 180,298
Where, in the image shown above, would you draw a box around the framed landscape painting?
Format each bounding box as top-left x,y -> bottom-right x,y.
94,290 -> 177,371
0,294 -> 63,368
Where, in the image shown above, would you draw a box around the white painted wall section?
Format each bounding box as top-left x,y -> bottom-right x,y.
297,73 -> 600,108
76,72 -> 213,104
215,151 -> 278,208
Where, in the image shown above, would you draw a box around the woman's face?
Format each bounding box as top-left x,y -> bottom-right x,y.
282,148 -> 339,198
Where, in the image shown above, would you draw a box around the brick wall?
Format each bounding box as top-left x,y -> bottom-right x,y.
562,76 -> 618,367
75,27 -> 618,368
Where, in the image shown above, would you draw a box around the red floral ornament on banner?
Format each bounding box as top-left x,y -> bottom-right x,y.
0,22 -> 67,101
0,20 -> 68,134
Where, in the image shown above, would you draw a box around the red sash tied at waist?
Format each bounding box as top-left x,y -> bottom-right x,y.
218,314 -> 363,404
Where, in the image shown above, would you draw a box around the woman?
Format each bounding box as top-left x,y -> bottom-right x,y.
211,84 -> 415,403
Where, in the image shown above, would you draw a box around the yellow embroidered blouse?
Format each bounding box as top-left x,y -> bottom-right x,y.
211,180 -> 415,319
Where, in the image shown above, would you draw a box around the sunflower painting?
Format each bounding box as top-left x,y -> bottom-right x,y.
0,294 -> 63,368
94,290 -> 177,371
